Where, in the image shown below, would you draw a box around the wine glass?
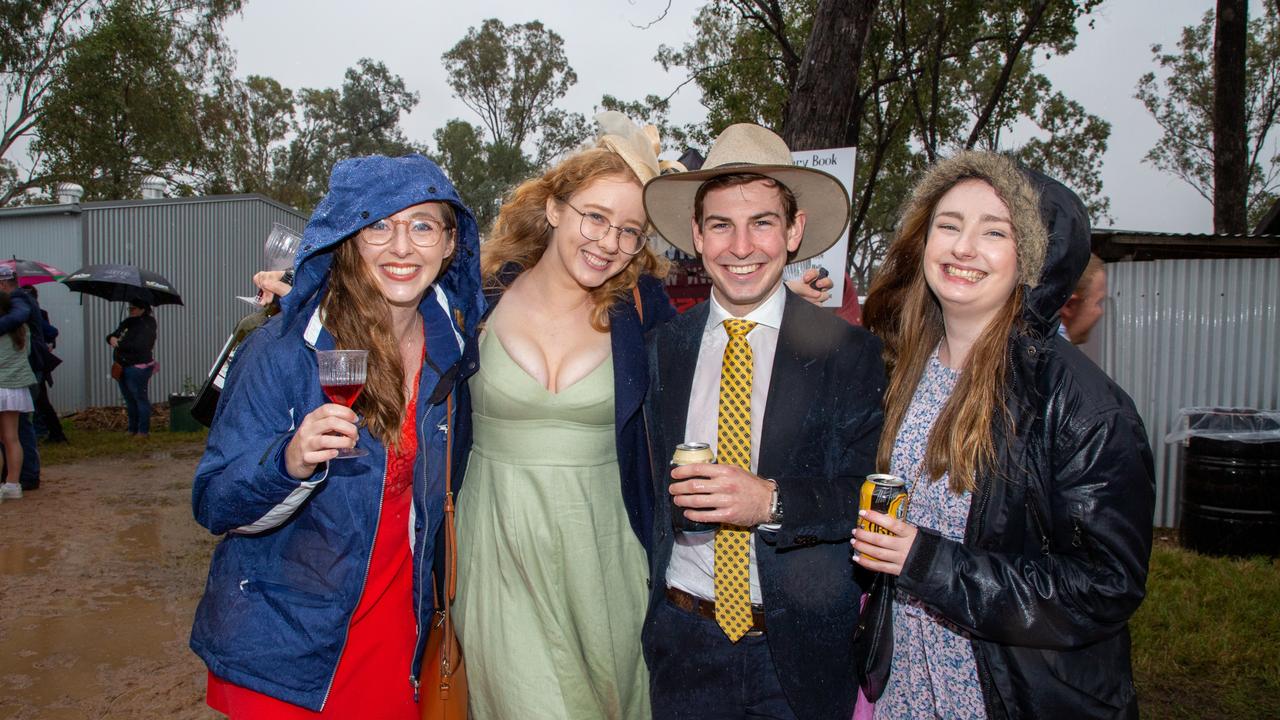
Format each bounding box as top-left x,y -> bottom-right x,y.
317,349 -> 369,459
237,223 -> 303,306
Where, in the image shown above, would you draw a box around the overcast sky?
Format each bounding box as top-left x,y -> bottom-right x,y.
224,1 -> 1260,234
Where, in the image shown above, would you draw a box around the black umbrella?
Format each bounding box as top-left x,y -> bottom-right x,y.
62,264 -> 184,306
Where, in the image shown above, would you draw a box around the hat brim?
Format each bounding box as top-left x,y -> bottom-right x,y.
643,164 -> 851,263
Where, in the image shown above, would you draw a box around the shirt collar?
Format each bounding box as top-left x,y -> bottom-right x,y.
707,282 -> 786,333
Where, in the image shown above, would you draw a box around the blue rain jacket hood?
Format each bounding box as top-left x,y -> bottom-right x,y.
190,154 -> 484,711
280,153 -> 484,341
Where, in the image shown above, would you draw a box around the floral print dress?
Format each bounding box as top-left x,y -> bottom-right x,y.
874,353 -> 987,719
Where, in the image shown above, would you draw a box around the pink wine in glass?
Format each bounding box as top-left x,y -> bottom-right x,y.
322,382 -> 364,408
316,349 -> 369,459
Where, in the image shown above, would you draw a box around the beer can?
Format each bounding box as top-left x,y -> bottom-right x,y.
857,474 -> 908,560
670,442 -> 717,533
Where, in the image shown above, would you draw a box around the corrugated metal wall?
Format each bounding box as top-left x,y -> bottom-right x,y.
48,196 -> 300,412
1101,257 -> 1280,527
0,207 -> 87,412
80,196 -> 306,408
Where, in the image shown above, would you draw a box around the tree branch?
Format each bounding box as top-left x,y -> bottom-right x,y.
630,0 -> 672,30
965,0 -> 1051,149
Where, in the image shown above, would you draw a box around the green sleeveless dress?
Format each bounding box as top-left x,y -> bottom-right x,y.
455,332 -> 650,720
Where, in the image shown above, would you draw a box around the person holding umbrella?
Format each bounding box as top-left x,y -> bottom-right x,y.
25,286 -> 67,444
0,264 -> 52,490
0,275 -> 37,501
107,300 -> 158,438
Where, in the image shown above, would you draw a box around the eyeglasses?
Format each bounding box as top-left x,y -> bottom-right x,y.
559,199 -> 648,255
360,217 -> 453,247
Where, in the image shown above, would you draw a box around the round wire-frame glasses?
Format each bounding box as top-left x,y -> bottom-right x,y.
360,217 -> 452,247
559,199 -> 648,255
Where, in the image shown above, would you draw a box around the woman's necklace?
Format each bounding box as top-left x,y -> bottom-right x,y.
400,318 -> 424,393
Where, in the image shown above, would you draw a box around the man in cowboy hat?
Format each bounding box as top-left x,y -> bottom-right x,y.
640,124 -> 885,720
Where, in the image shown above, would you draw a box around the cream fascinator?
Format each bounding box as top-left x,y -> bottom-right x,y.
594,111 -> 686,183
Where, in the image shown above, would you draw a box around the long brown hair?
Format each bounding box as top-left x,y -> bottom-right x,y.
482,147 -> 669,331
319,203 -> 457,448
0,292 -> 25,350
863,152 -> 1046,493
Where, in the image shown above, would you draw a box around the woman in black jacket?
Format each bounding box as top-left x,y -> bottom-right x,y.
107,300 -> 158,437
854,152 -> 1155,719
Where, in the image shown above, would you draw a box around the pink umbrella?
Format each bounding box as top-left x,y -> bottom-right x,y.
1,258 -> 68,287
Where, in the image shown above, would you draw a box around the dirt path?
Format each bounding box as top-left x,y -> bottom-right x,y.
0,442 -> 220,720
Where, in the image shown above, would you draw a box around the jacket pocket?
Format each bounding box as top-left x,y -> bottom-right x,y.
242,579 -> 332,608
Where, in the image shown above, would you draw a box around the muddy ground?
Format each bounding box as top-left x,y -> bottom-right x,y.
0,441 -> 221,720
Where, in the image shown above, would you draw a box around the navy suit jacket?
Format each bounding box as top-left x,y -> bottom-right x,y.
481,271 -> 675,555
642,290 -> 886,720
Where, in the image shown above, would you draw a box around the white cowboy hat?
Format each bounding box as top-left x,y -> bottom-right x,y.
643,123 -> 850,262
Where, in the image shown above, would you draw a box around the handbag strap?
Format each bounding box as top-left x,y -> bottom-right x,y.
436,391 -> 461,684
632,285 -> 644,325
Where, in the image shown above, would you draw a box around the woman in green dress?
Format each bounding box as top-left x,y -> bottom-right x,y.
455,125 -> 673,719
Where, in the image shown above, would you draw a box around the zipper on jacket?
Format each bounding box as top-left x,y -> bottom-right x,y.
319,455 -> 389,711
973,643 -> 1006,720
410,404 -> 438,701
1027,494 -> 1051,556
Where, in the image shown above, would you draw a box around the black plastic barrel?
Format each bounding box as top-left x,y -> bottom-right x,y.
1179,411 -> 1280,557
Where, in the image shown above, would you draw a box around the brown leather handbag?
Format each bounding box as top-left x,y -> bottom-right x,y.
110,361 -> 124,380
420,394 -> 467,720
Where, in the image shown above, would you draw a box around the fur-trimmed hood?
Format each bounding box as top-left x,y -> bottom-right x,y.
1021,167 -> 1091,336
898,151 -> 1090,337
901,151 -> 1047,289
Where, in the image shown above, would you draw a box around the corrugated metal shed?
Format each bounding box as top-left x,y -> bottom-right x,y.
1099,256 -> 1280,527
0,204 -> 85,413
0,194 -> 306,413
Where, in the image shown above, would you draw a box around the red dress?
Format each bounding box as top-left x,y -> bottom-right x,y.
208,373 -> 422,719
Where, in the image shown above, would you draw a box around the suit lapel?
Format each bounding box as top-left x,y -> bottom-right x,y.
657,302 -> 709,452
758,292 -> 821,480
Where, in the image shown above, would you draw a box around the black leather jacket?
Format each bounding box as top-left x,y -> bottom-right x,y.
885,173 -> 1156,718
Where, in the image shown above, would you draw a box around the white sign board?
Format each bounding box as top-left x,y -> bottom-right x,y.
783,146 -> 856,307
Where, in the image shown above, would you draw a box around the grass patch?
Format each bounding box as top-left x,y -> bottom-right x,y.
1132,536 -> 1280,718
38,425 -> 207,466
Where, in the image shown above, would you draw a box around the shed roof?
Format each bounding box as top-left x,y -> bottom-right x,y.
0,193 -> 305,221
1091,228 -> 1280,261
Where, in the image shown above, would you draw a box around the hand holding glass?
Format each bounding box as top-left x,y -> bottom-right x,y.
317,349 -> 368,459
238,223 -> 303,306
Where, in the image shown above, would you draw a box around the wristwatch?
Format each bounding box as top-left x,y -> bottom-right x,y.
768,480 -> 783,524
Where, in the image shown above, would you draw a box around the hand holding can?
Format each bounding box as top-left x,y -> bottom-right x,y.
670,443 -> 718,533
856,474 -> 908,561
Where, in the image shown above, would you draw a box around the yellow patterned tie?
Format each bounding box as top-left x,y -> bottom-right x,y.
714,318 -> 757,642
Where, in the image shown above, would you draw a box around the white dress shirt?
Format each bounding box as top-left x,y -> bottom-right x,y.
665,283 -> 786,605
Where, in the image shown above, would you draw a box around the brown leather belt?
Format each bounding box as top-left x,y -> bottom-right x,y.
665,587 -> 766,634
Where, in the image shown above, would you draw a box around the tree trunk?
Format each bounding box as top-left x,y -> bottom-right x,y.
1213,0 -> 1248,233
781,0 -> 880,151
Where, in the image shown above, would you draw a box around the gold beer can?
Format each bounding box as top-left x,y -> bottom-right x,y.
858,473 -> 908,536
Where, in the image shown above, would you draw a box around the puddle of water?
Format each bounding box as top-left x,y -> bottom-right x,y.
116,520 -> 161,562
0,544 -> 51,575
0,597 -> 181,712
